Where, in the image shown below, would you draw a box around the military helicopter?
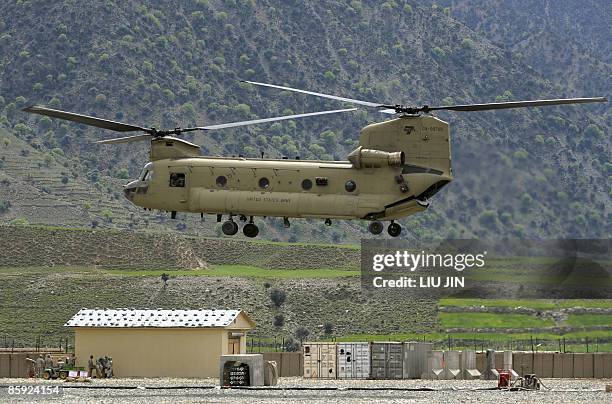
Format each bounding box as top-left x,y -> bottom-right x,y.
24,83 -> 606,238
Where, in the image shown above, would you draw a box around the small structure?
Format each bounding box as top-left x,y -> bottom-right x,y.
220,354 -> 264,386
303,342 -> 337,379
337,342 -> 370,379
371,342 -> 403,379
65,308 -> 255,378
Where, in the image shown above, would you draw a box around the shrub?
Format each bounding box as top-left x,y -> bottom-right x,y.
273,313 -> 284,327
269,288 -> 286,308
295,326 -> 310,342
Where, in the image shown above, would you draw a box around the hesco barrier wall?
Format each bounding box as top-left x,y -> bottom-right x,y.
0,351 -> 66,378
261,352 -> 303,377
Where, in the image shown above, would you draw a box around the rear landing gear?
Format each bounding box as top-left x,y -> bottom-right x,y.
243,223 -> 259,238
221,220 -> 238,236
368,221 -> 384,235
388,221 -> 402,237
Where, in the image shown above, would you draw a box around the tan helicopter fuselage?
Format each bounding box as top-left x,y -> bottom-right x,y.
124,115 -> 453,221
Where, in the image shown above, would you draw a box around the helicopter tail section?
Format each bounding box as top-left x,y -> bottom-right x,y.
358,115 -> 452,177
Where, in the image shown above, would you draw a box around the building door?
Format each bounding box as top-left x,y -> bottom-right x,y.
228,337 -> 241,354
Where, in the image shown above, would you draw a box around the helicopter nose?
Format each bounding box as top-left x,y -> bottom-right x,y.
123,183 -> 137,201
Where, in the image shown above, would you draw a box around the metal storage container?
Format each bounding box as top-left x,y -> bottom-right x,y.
337,342 -> 370,379
303,342 -> 337,379
371,342 -> 403,379
403,341 -> 433,379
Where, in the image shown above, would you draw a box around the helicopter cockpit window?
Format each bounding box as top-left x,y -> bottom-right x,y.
169,173 -> 185,187
258,177 -> 270,189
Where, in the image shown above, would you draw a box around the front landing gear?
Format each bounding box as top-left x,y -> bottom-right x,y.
368,221 -> 384,235
388,221 -> 402,237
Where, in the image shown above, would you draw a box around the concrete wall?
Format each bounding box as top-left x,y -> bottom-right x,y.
262,352 -> 303,377
476,352 -> 612,379
75,327 -> 248,378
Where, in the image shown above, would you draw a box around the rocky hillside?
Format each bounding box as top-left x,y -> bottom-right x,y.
0,0 -> 608,241
0,225 -> 359,269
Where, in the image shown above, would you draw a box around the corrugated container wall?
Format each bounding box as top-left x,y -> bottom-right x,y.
403,342 -> 433,379
337,342 -> 370,379
371,342 -> 403,379
303,342 -> 337,379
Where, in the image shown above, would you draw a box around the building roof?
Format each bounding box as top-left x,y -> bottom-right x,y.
64,308 -> 253,328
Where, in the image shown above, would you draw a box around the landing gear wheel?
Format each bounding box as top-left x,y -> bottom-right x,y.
368,221 -> 384,235
222,220 -> 238,236
388,222 -> 402,237
243,223 -> 259,238
42,370 -> 51,380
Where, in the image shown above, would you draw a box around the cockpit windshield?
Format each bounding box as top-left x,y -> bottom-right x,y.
139,162 -> 154,182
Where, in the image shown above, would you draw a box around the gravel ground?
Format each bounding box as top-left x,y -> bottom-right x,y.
0,377 -> 610,403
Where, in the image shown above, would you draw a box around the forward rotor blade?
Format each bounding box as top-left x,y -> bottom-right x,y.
95,134 -> 153,144
427,97 -> 607,112
196,108 -> 357,131
242,80 -> 395,113
23,106 -> 151,132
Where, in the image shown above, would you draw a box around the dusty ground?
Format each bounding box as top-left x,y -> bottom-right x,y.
0,377 -> 610,403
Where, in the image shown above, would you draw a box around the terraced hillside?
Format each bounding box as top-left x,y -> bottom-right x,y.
0,225 -> 610,352
0,225 -> 359,269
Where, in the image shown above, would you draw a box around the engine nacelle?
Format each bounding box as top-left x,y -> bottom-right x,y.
347,146 -> 405,169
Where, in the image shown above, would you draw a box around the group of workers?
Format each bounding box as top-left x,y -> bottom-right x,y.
26,353 -> 75,378
87,355 -> 113,378
25,353 -> 112,378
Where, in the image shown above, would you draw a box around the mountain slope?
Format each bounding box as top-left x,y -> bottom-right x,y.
0,0 -> 608,240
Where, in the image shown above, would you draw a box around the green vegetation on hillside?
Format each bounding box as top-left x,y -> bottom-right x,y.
440,298 -> 612,310
0,1 -> 608,241
439,312 -> 555,329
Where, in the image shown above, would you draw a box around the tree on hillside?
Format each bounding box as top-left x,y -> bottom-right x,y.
294,326 -> 309,342
273,313 -> 284,327
269,288 -> 286,308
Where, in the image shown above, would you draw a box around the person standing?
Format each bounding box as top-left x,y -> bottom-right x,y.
87,355 -> 96,378
35,354 -> 45,377
44,354 -> 53,369
25,357 -> 36,378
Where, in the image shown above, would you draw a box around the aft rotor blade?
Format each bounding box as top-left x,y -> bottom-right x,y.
23,106 -> 151,132
242,80 -> 395,113
427,97 -> 607,112
197,108 -> 357,131
95,134 -> 153,144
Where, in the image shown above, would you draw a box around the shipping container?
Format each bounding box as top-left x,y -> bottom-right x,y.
403,342 -> 433,379
303,342 -> 337,379
337,342 -> 370,379
371,342 -> 403,379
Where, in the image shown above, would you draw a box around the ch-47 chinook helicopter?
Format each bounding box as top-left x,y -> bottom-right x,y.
24,83 -> 606,238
